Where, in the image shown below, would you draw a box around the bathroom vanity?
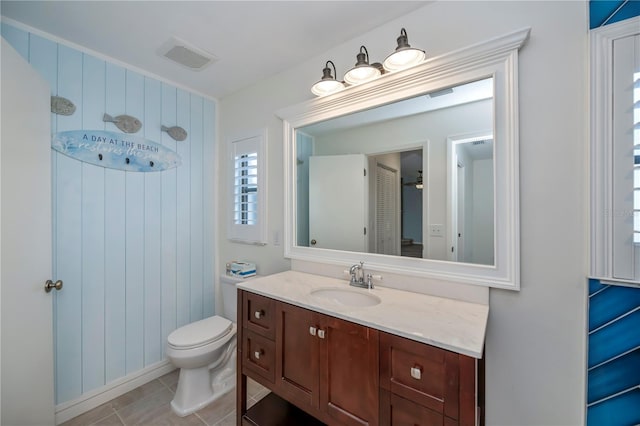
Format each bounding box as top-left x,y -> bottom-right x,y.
236,271 -> 488,426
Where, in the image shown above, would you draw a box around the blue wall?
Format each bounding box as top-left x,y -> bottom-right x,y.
2,23 -> 216,404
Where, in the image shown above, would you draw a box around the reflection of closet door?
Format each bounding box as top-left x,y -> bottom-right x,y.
309,154 -> 368,252
376,164 -> 400,256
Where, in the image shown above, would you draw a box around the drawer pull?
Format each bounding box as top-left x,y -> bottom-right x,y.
309,326 -> 317,336
410,366 -> 422,380
318,329 -> 326,339
254,310 -> 264,319
254,349 -> 263,360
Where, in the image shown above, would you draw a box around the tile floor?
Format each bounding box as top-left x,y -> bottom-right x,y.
60,369 -> 269,426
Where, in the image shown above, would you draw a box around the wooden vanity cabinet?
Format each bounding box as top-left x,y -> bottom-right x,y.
238,290 -> 481,426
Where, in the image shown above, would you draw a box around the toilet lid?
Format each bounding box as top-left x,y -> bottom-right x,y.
168,316 -> 233,349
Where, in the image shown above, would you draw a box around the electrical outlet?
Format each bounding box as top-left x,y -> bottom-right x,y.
274,230 -> 280,246
430,224 -> 444,237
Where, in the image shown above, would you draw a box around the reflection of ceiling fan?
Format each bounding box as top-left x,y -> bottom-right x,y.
403,170 -> 424,189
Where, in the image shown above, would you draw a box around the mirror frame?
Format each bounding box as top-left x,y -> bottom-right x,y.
277,28 -> 530,290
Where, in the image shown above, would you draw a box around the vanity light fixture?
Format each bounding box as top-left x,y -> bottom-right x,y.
311,60 -> 345,97
343,46 -> 382,86
383,28 -> 426,72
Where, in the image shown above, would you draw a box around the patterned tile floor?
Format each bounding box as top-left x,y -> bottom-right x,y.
60,370 -> 269,426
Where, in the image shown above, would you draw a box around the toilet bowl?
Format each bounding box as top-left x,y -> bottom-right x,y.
166,274 -> 250,417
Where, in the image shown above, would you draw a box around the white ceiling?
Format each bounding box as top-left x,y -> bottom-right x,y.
1,1 -> 430,99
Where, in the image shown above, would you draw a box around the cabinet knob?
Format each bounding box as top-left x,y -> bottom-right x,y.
410,366 -> 422,380
317,329 -> 326,339
309,326 -> 317,336
254,349 -> 263,360
254,310 -> 264,319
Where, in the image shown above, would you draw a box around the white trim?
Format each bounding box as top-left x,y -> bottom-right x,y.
54,360 -> 174,424
590,17 -> 640,279
0,17 -> 217,102
278,28 -> 529,290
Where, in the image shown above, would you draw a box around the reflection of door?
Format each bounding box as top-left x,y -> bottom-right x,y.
309,154 -> 367,252
1,39 -> 55,425
376,164 -> 399,255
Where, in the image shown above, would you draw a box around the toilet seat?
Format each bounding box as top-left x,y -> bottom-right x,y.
168,316 -> 233,350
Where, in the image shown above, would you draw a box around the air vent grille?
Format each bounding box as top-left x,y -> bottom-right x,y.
158,37 -> 217,71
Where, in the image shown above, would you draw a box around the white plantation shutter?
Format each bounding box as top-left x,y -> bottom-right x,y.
592,19 -> 640,282
228,131 -> 267,244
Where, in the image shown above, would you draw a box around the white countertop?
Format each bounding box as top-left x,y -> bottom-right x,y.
237,270 -> 488,359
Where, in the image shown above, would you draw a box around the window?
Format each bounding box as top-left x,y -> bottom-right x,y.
591,17 -> 640,282
228,130 -> 267,244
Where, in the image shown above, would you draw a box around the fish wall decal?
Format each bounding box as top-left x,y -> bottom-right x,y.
51,96 -> 76,116
161,125 -> 188,142
102,113 -> 142,134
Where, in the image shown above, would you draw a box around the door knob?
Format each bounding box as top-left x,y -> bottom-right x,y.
45,279 -> 63,293
310,239 -> 317,246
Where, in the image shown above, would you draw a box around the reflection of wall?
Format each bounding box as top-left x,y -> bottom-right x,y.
296,132 -> 314,246
471,158 -> 494,264
314,99 -> 492,260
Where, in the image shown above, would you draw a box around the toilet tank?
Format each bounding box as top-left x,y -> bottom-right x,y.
220,274 -> 257,322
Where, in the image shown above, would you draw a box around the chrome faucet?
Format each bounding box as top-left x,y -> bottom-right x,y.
349,262 -> 373,289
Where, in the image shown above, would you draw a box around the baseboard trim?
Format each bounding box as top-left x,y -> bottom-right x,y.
54,360 -> 175,424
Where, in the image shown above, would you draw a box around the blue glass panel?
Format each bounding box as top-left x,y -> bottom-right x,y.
589,286 -> 640,331
588,348 -> 640,403
589,278 -> 607,295
588,387 -> 640,425
590,0 -> 640,29
589,309 -> 640,368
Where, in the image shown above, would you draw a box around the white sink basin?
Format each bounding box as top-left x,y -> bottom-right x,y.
310,287 -> 381,307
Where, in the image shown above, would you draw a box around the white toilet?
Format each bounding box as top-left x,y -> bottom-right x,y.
166,274 -> 245,416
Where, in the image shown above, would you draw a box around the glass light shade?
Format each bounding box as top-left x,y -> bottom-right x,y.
415,183 -> 424,189
383,28 -> 425,72
311,60 -> 344,97
311,79 -> 345,96
383,48 -> 426,72
344,65 -> 381,85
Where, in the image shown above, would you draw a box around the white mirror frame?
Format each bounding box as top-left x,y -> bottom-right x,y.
277,28 -> 530,290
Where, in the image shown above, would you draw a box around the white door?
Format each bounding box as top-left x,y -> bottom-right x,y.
309,154 -> 368,252
1,39 -> 55,425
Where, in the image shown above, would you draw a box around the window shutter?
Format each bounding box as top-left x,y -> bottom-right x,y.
228,131 -> 267,244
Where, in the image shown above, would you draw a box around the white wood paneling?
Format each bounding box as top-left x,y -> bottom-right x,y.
2,23 -> 216,406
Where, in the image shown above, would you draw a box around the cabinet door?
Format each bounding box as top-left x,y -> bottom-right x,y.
319,315 -> 379,426
275,302 -> 320,411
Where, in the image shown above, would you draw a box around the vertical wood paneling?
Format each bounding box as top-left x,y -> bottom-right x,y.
104,63 -> 127,383
81,54 -> 106,393
55,44 -> 84,403
190,97 -> 204,321
124,71 -> 145,374
144,77 -> 163,365
176,89 -> 191,328
161,84 -> 178,345
203,100 -> 216,317
3,23 -> 216,405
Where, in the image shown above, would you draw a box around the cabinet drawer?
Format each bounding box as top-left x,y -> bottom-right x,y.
381,389 -> 445,426
380,332 -> 460,419
242,329 -> 276,383
243,291 -> 276,339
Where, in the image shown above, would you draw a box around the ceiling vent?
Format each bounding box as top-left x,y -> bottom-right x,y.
158,37 -> 217,71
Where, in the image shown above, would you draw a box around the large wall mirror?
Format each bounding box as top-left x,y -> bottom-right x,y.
278,28 -> 530,290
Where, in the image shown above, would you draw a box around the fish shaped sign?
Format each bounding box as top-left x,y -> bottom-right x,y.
52,130 -> 181,172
